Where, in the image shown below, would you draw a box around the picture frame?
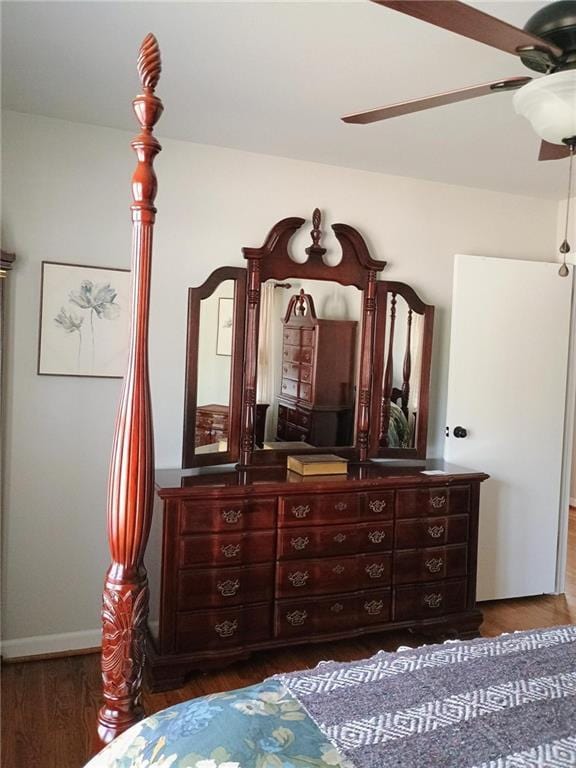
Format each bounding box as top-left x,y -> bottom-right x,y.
38,261 -> 131,378
216,296 -> 234,356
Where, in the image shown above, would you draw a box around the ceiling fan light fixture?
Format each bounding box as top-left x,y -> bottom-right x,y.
513,70 -> 576,144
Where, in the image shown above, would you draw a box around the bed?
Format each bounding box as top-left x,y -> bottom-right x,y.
93,33 -> 575,768
88,625 -> 576,767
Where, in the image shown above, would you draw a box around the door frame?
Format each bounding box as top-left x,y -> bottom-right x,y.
555,262 -> 576,593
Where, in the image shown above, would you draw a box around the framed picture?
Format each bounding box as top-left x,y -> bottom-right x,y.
38,261 -> 131,378
216,297 -> 234,356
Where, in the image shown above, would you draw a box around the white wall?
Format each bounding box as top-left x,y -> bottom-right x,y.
1,110 -> 560,654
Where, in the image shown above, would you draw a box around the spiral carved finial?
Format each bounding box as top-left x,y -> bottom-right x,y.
305,207 -> 327,259
137,33 -> 161,91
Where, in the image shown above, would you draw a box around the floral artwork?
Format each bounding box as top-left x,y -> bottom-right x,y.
216,297 -> 234,356
38,262 -> 130,377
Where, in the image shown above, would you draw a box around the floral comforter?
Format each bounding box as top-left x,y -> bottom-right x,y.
86,680 -> 351,768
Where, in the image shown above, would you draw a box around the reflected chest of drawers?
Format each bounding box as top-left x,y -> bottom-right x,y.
146,462 -> 488,691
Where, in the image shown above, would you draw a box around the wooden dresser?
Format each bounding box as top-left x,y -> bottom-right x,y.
146,460 -> 488,690
277,292 -> 357,446
195,404 -> 229,447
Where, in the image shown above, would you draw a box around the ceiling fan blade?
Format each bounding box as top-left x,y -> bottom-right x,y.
342,76 -> 532,125
372,1 -> 563,60
538,141 -> 571,161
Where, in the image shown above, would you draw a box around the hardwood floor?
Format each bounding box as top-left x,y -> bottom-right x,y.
3,510 -> 576,768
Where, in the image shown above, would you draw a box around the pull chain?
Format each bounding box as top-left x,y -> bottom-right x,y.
559,142 -> 575,277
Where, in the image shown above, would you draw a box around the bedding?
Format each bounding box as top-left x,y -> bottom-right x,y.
87,625 -> 576,768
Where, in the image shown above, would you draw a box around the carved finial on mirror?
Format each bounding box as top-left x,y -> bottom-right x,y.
305,208 -> 327,259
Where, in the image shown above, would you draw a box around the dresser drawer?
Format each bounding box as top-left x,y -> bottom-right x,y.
299,382 -> 312,402
177,563 -> 273,610
280,378 -> 298,398
283,345 -> 313,365
179,531 -> 275,567
393,579 -> 467,621
283,328 -> 300,346
282,362 -> 300,382
299,365 -> 312,384
276,553 -> 391,598
294,407 -> 311,428
396,485 -> 470,519
277,521 -> 393,560
279,493 -> 360,527
275,588 -> 391,639
180,497 -> 276,534
395,515 -> 469,548
394,545 -> 467,585
363,491 -> 394,520
301,329 -> 315,346
276,555 -> 358,598
175,603 -> 271,653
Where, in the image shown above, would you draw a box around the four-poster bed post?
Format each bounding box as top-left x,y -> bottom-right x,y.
97,34 -> 163,746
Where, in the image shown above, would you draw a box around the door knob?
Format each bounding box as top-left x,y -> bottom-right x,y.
453,426 -> 467,438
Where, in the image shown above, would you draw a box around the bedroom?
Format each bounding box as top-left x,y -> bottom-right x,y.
2,0 -> 576,766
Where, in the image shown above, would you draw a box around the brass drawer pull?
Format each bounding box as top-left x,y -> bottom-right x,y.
424,593 -> 443,608
290,536 -> 310,551
368,530 -> 386,544
291,504 -> 310,519
365,563 -> 386,579
217,579 -> 240,597
332,564 -> 345,575
330,602 -> 344,613
221,543 -> 241,558
369,499 -> 387,514
288,571 -> 309,588
222,509 -> 242,524
334,501 -> 348,512
214,620 -> 238,638
425,558 -> 444,574
286,610 -> 308,626
430,495 -> 447,509
427,525 -> 445,539
333,533 -> 347,544
364,600 -> 384,615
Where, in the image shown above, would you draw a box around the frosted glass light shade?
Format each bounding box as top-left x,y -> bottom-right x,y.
513,70 -> 576,145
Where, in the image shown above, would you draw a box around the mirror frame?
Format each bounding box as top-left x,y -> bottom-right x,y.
239,209 -> 386,467
369,281 -> 435,459
182,266 -> 247,467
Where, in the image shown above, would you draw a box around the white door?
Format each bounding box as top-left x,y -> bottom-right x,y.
445,254 -> 572,600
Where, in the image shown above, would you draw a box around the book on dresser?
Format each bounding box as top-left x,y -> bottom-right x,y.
287,454 -> 348,476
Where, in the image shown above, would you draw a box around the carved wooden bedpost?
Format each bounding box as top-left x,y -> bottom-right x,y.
97,34 -> 163,746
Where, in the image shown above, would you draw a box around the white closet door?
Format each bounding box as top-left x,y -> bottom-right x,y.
445,254 -> 572,600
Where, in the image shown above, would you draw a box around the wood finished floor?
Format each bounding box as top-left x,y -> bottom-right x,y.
3,509 -> 576,768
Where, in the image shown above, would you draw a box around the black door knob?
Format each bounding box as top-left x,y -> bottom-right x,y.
453,426 -> 467,438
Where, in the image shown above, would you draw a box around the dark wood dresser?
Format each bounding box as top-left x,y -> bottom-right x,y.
146,460 -> 488,690
277,292 -> 357,446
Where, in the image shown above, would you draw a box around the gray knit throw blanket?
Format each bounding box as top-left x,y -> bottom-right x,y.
276,625 -> 576,768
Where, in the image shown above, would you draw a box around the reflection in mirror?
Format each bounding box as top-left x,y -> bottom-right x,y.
256,278 -> 361,449
380,293 -> 424,449
195,280 -> 235,455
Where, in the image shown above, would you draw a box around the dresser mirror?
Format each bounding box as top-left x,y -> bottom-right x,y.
371,281 -> 434,459
182,267 -> 247,467
256,278 -> 361,449
182,211 -> 434,469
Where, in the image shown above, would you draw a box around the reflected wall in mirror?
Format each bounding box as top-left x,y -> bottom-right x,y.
372,282 -> 434,459
256,279 -> 362,449
182,267 -> 247,467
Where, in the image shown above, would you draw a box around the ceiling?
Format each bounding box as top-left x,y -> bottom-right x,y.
1,0 -> 570,199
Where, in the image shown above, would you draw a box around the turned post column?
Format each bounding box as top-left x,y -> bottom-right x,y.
97,34 -> 163,746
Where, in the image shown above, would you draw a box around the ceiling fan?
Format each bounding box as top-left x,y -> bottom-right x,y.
342,0 -> 576,161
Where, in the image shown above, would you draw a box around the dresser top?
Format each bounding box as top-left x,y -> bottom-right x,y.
155,459 -> 488,498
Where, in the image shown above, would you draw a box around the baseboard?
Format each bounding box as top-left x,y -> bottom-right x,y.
1,628 -> 101,660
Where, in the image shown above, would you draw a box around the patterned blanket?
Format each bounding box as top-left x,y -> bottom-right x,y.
279,625 -> 576,768
87,625 -> 576,768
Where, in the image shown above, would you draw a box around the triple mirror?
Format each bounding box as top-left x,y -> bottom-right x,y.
182,212 -> 434,468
